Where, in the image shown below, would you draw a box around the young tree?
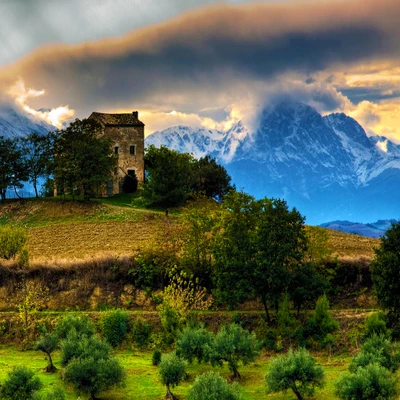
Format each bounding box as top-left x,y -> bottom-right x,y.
211,323 -> 260,380
35,326 -> 58,372
54,118 -> 117,200
0,136 -> 26,201
335,363 -> 396,400
0,366 -> 42,400
371,221 -> 400,326
21,132 -> 55,198
159,352 -> 186,400
188,371 -> 242,400
266,348 -> 325,400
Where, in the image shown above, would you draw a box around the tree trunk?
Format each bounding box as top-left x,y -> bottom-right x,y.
291,385 -> 304,400
45,352 -> 57,373
231,364 -> 241,380
13,186 -> 21,199
261,294 -> 271,323
166,384 -> 176,400
33,180 -> 38,198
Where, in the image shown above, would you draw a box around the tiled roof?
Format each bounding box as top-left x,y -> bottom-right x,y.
89,112 -> 144,127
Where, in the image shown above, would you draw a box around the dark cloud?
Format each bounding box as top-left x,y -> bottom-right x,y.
1,0 -> 399,117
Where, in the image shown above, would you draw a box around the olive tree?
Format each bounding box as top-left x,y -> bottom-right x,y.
35,327 -> 58,372
0,366 -> 42,400
159,352 -> 186,400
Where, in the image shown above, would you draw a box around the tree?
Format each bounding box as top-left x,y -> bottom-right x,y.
35,326 -> 58,372
192,155 -> 233,201
0,366 -> 42,400
0,136 -> 26,201
54,118 -> 117,200
212,191 -> 307,322
266,348 -> 325,400
159,352 -> 186,400
176,324 -> 214,364
0,225 -> 27,260
211,323 -> 260,380
188,371 -> 242,400
55,314 -> 95,340
65,356 -> 124,400
335,363 -> 396,400
100,309 -> 129,347
21,132 -> 55,198
144,145 -> 196,207
371,221 -> 400,326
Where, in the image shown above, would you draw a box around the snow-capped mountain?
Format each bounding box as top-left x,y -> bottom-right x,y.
145,101 -> 400,224
0,106 -> 54,139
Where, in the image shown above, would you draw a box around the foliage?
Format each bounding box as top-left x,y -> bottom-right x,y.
35,326 -> 58,372
152,349 -> 162,366
0,135 -> 26,201
187,371 -> 242,400
144,145 -> 196,207
371,221 -> 400,326
212,191 -> 307,322
349,334 -> 400,373
176,324 -> 214,364
211,323 -> 260,380
65,356 -> 125,400
55,314 -> 95,340
335,363 -> 396,400
0,225 -> 27,260
158,303 -> 181,344
0,366 -> 42,400
265,347 -> 325,400
53,118 -> 117,200
21,132 -> 55,198
304,294 -> 338,348
32,386 -> 66,400
132,318 -> 152,348
276,294 -> 299,341
363,312 -> 391,340
305,226 -> 332,264
100,309 -> 129,347
159,352 -> 186,399
60,331 -> 112,367
191,155 -> 233,201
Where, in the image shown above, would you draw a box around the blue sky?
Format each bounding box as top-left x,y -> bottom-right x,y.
1,0 -> 400,140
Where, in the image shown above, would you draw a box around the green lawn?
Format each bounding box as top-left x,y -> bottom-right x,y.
0,345 -> 351,400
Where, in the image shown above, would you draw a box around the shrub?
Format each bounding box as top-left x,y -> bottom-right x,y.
100,309 -> 129,347
176,324 -> 213,364
188,371 -> 242,400
266,348 -> 325,400
0,366 -> 42,400
32,386 -> 66,400
152,349 -> 162,366
276,294 -> 299,341
65,356 -> 125,400
0,225 -> 27,260
159,353 -> 186,399
335,363 -> 396,400
363,312 -> 391,340
132,318 -> 152,349
211,323 -> 260,380
55,314 -> 95,339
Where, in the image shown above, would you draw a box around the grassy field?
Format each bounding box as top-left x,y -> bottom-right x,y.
0,345 -> 351,400
0,196 -> 379,261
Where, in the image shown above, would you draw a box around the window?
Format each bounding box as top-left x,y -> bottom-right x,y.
114,146 -> 119,155
130,145 -> 136,155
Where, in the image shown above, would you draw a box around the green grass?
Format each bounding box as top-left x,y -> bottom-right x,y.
0,345 -> 353,400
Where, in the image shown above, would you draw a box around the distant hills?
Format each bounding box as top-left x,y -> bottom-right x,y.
320,219 -> 397,238
146,101 -> 400,224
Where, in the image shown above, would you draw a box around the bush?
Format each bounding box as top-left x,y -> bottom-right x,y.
65,356 -> 125,400
176,324 -> 213,364
335,363 -> 396,400
211,323 -> 260,380
132,318 -> 151,349
55,314 -> 95,339
32,386 -> 66,400
363,313 -> 391,340
266,348 -> 325,400
188,371 -> 242,400
276,294 -> 299,341
349,334 -> 400,373
100,309 -> 129,347
0,366 -> 42,400
159,353 -> 186,399
0,225 -> 27,260
152,349 -> 162,366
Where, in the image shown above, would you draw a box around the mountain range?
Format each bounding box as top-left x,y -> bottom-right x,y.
146,101 -> 400,224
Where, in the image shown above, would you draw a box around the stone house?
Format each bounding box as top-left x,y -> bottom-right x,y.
89,111 -> 145,195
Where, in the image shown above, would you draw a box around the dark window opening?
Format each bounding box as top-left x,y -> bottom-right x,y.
114,146 -> 119,155
130,145 -> 136,155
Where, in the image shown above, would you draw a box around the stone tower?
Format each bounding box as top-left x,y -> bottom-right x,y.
89,111 -> 145,195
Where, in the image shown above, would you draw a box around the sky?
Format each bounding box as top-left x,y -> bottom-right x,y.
1,0 -> 400,140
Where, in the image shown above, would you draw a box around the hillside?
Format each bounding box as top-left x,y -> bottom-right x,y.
0,197 -> 379,261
